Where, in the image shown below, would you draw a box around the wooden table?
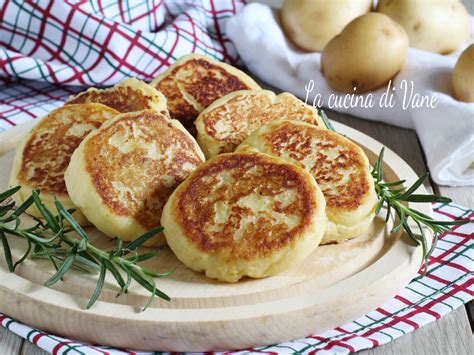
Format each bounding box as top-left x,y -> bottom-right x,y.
0,109 -> 472,354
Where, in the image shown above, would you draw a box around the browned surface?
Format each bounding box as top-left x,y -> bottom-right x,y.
84,111 -> 204,230
262,121 -> 370,211
203,92 -> 271,154
154,75 -> 200,133
173,152 -> 319,261
202,92 -> 322,154
67,86 -> 156,113
18,104 -> 119,195
154,58 -> 254,133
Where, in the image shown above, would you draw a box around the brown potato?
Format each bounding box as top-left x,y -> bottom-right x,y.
321,13 -> 409,94
281,0 -> 372,52
377,0 -> 469,54
452,44 -> 474,103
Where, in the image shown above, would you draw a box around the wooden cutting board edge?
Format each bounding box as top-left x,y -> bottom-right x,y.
0,119 -> 430,351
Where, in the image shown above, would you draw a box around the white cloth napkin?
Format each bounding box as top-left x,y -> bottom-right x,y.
226,3 -> 474,186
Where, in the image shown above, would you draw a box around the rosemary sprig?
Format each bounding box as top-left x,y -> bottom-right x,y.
318,114 -> 469,273
372,148 -> 469,274
0,187 -> 172,310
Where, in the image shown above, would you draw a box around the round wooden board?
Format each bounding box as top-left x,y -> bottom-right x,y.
0,121 -> 430,352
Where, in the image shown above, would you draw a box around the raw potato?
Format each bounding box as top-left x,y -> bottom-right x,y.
281,0 -> 372,52
377,0 -> 469,54
452,44 -> 474,103
321,13 -> 409,94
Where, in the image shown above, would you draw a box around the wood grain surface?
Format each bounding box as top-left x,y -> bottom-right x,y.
0,121 -> 431,352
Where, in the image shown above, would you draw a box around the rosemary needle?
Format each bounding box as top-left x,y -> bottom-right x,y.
0,187 -> 171,310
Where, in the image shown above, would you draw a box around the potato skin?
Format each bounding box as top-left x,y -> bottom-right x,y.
321,13 -> 409,94
377,0 -> 469,54
281,0 -> 372,52
452,44 -> 474,103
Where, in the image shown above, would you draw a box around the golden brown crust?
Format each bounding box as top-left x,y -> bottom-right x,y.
65,78 -> 167,114
83,110 -> 204,230
259,121 -> 370,211
67,86 -> 154,112
153,57 -> 259,133
17,104 -> 119,196
200,91 -> 323,155
203,92 -> 272,147
171,152 -> 320,261
153,74 -> 200,131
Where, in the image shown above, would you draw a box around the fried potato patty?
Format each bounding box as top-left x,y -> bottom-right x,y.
65,110 -> 205,246
66,78 -> 167,113
151,54 -> 261,134
161,150 -> 326,282
9,103 -> 119,225
195,90 -> 326,158
238,120 -> 377,244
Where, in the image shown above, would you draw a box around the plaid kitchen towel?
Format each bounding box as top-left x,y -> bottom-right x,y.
0,0 -> 243,86
1,202 -> 473,354
0,0 -> 244,131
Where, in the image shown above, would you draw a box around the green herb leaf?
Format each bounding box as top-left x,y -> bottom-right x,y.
103,259 -> 126,289
404,194 -> 452,203
123,226 -> 164,254
376,147 -> 384,181
142,267 -> 176,279
32,190 -> 59,232
87,263 -> 106,309
54,197 -> 88,241
380,180 -> 406,187
44,246 -> 77,286
5,194 -> 35,222
0,231 -> 14,272
0,186 -> 21,202
319,109 -> 336,131
397,172 -> 429,199
13,239 -> 32,271
126,249 -> 160,263
0,202 -> 16,217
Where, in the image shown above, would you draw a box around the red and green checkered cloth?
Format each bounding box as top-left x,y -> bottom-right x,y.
1,203 -> 472,354
0,0 -> 242,86
0,1 -> 472,354
0,0 -> 244,130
